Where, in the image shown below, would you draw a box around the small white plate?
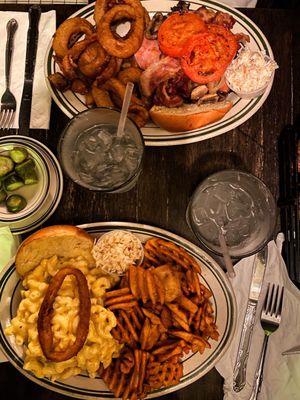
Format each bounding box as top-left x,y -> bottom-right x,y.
0,136 -> 63,235
0,142 -> 50,221
0,221 -> 237,399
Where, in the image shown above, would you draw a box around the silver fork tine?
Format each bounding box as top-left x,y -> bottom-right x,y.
264,282 -> 272,313
6,110 -> 14,129
1,110 -> 9,129
268,283 -> 277,314
275,286 -> 284,318
3,110 -> 12,129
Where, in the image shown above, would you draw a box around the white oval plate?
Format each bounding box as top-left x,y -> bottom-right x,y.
45,0 -> 275,146
0,136 -> 63,235
0,221 -> 236,399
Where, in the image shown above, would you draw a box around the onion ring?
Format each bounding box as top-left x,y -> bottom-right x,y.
143,6 -> 151,29
103,77 -> 143,107
66,34 -> 98,60
60,54 -> 79,80
60,36 -> 98,80
52,17 -> 94,59
91,85 -> 114,107
85,91 -> 95,106
71,79 -> 89,95
117,66 -> 142,85
37,266 -> 91,362
128,104 -> 149,127
95,56 -> 120,84
78,42 -> 110,78
94,0 -> 145,26
48,73 -> 70,91
97,5 -> 145,58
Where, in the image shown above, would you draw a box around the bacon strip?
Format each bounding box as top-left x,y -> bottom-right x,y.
140,56 -> 181,97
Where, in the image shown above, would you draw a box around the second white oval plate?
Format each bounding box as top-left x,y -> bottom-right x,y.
0,221 -> 236,399
45,0 -> 275,146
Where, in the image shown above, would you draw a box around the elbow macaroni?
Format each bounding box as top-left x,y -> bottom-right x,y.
5,255 -> 122,381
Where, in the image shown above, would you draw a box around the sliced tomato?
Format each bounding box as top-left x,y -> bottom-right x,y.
181,27 -> 238,84
207,24 -> 238,63
158,12 -> 207,58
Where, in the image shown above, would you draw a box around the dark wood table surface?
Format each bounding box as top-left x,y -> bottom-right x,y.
0,1 -> 299,399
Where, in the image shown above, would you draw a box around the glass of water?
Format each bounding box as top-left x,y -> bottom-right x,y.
186,170 -> 276,258
58,108 -> 144,193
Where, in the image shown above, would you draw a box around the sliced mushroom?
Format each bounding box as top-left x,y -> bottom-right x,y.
145,12 -> 165,40
207,77 -> 225,94
190,85 -> 208,100
198,93 -> 219,104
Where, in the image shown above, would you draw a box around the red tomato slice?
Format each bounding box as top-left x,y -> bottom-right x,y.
181,27 -> 238,84
158,12 -> 207,58
207,24 -> 238,63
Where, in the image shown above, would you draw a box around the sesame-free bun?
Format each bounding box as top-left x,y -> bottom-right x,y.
149,100 -> 233,132
15,225 -> 94,277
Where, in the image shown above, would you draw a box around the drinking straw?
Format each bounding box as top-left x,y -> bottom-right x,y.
218,232 -> 235,278
117,82 -> 134,138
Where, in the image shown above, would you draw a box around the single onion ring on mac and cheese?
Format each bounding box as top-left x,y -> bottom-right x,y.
38,266 -> 91,362
5,254 -> 122,381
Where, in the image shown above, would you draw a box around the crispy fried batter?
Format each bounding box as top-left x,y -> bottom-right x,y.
97,5 -> 145,59
100,237 -> 219,400
38,266 -> 91,362
52,17 -> 94,59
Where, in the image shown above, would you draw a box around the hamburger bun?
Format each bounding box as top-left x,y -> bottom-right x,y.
15,225 -> 94,277
149,100 -> 233,132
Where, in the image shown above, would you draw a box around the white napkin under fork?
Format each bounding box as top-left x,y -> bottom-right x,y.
0,10 -> 56,129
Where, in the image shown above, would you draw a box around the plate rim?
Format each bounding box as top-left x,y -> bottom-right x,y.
0,136 -> 64,235
45,0 -> 275,146
0,221 -> 237,399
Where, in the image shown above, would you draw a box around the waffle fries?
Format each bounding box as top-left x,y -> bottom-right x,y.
100,238 -> 219,400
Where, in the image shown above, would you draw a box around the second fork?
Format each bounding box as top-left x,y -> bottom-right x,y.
249,283 -> 284,400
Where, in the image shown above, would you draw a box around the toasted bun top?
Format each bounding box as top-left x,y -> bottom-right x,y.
15,225 -> 95,277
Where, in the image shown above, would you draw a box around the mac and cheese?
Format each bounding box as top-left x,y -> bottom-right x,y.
5,255 -> 122,381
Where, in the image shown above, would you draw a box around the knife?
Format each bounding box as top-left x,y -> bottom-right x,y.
18,5 -> 41,135
233,246 -> 268,392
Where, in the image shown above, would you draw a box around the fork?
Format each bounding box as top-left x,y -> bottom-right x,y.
0,19 -> 18,130
249,283 -> 284,400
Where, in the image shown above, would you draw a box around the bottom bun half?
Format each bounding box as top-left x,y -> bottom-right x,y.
149,100 -> 233,132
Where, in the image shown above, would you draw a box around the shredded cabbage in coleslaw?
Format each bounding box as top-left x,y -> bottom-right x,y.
225,46 -> 278,94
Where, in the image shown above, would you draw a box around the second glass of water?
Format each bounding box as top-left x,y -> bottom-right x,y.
58,108 -> 144,193
187,170 -> 276,258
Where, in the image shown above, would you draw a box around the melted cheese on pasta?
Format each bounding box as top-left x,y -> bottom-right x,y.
5,255 -> 122,381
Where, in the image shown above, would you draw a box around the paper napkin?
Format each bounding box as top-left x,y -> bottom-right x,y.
0,11 -> 56,129
0,226 -> 20,363
221,0 -> 257,7
0,226 -> 20,362
0,226 -> 19,271
216,233 -> 300,400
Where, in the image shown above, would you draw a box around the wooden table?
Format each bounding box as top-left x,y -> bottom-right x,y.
0,2 -> 299,399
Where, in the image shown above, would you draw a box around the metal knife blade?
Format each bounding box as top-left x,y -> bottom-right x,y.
18,5 -> 41,135
233,246 -> 268,392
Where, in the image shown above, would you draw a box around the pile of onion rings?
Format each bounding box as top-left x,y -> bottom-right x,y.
48,0 -> 150,128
